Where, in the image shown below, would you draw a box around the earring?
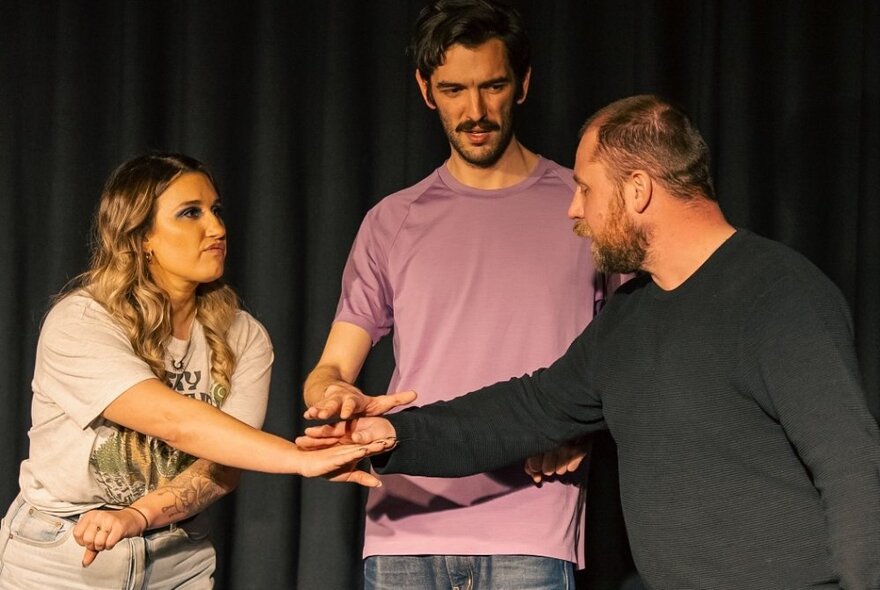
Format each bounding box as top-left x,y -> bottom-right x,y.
145,251 -> 153,263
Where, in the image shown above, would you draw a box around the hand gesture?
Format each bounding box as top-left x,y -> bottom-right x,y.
304,385 -> 417,420
73,507 -> 147,567
295,436 -> 397,486
523,438 -> 591,485
296,417 -> 397,450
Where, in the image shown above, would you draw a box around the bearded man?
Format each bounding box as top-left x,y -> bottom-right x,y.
304,94 -> 880,590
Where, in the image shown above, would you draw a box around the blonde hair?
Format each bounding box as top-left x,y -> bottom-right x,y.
72,153 -> 239,393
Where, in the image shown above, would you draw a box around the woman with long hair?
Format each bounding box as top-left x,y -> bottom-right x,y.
0,153 -> 394,589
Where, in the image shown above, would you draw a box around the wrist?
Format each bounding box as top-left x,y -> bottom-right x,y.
124,505 -> 151,532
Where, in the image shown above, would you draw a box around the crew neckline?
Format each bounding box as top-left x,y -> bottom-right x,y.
436,156 -> 549,198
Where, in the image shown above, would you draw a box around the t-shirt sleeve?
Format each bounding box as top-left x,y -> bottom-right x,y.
33,296 -> 158,429
334,208 -> 395,344
222,312 -> 274,429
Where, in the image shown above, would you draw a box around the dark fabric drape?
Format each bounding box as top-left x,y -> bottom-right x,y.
2,2 -> 877,589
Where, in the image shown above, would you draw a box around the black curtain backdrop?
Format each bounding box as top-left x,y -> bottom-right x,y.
2,2 -> 878,589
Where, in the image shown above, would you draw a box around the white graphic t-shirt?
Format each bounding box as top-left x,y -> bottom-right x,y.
20,292 -> 273,516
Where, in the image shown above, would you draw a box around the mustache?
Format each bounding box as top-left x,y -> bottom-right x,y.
456,118 -> 501,133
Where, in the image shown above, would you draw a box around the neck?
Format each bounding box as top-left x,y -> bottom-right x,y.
169,293 -> 197,339
643,199 -> 736,291
446,137 -> 538,189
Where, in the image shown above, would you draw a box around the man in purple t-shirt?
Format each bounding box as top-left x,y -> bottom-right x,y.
303,1 -> 617,588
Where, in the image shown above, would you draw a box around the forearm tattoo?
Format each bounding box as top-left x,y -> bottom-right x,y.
154,462 -> 235,522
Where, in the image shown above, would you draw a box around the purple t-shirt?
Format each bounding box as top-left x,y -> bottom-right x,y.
336,157 -> 606,564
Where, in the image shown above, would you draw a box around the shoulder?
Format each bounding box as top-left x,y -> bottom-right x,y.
351,169 -> 444,255
539,158 -> 577,192
727,230 -> 852,331
363,169 -> 442,226
43,290 -> 117,335
226,309 -> 273,354
729,230 -> 841,296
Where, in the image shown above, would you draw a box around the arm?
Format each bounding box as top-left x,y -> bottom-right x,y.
100,377 -> 389,480
74,458 -> 239,566
299,326 -> 607,479
519,271 -> 632,484
749,275 -> 880,589
303,321 -> 416,419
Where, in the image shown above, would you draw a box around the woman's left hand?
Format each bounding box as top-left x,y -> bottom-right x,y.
73,507 -> 147,567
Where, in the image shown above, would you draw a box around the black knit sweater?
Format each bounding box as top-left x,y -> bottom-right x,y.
378,230 -> 880,589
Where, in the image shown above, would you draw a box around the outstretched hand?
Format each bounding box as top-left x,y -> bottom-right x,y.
296,417 -> 398,451
304,386 -> 417,420
74,507 -> 147,567
296,436 -> 397,487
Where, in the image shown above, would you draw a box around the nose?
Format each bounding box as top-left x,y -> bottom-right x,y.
465,88 -> 487,121
567,190 -> 584,220
206,210 -> 226,238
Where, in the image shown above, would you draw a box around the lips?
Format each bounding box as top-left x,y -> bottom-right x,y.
204,243 -> 226,256
466,130 -> 492,144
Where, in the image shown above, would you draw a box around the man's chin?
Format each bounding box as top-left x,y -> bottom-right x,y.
458,147 -> 504,168
573,223 -> 592,240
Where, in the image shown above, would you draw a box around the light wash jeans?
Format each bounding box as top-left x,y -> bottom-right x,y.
364,555 -> 575,590
0,494 -> 215,589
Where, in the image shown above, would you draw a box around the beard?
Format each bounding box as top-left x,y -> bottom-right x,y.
438,105 -> 515,169
573,194 -> 649,274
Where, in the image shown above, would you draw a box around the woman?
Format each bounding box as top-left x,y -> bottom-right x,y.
0,153 -> 393,589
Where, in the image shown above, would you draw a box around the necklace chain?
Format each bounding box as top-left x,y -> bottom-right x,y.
168,318 -> 195,371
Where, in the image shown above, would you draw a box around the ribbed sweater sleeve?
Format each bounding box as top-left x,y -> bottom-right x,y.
377,327 -> 606,477
742,272 -> 880,589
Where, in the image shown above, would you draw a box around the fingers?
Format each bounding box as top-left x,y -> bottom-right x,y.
303,398 -> 343,420
304,423 -> 349,438
77,524 -> 117,567
542,450 -> 561,476
294,435 -> 341,449
349,418 -> 396,444
563,454 -> 585,474
329,469 -> 382,488
82,548 -> 99,567
75,508 -> 146,567
305,388 -> 417,420
364,390 -> 418,416
523,454 -> 545,484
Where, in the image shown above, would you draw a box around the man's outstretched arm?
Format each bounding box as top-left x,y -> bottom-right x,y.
300,328 -> 606,479
304,321 -> 416,420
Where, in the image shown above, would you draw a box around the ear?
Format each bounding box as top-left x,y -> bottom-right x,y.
415,70 -> 436,109
627,170 -> 653,214
516,67 -> 532,104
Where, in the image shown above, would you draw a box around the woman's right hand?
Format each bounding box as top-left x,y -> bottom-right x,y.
296,437 -> 397,487
73,507 -> 147,567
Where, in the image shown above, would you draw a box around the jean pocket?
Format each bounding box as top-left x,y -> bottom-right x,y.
8,506 -> 75,547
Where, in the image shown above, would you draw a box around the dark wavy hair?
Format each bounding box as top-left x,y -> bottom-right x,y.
409,0 -> 531,101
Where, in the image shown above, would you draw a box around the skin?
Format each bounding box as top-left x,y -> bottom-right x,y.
75,172 -> 393,566
415,38 -> 537,189
143,172 -> 227,336
297,121 -> 737,471
303,39 -> 588,485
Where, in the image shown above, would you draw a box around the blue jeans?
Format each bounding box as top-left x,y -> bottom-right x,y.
0,494 -> 215,589
364,555 -> 574,590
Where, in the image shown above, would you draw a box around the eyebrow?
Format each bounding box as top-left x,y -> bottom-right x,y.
176,196 -> 221,208
435,75 -> 511,89
573,174 -> 587,186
